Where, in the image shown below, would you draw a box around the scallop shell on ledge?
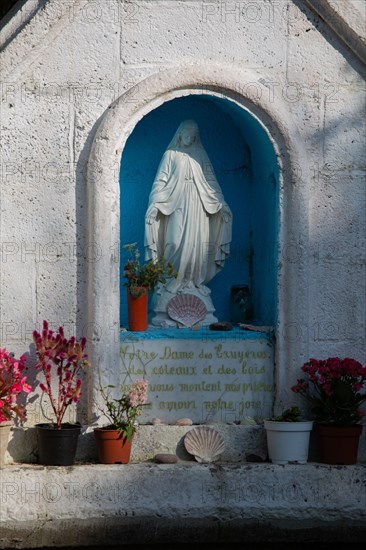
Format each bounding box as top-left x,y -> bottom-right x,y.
184,426 -> 225,463
167,294 -> 207,327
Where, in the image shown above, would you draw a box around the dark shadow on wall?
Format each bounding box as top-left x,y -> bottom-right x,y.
292,0 -> 366,74
0,0 -> 22,21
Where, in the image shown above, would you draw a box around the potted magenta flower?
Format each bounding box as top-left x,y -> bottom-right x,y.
0,348 -> 32,465
94,373 -> 149,464
33,320 -> 90,465
291,357 -> 366,464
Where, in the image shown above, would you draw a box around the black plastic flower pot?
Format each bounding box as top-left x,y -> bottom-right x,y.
36,423 -> 81,466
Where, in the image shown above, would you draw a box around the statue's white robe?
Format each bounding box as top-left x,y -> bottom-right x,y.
144,146 -> 232,293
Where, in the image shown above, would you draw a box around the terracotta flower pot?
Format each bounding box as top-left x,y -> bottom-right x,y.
127,287 -> 148,331
94,427 -> 134,464
316,424 -> 363,465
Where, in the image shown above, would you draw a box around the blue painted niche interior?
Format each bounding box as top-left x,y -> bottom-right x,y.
120,94 -> 278,329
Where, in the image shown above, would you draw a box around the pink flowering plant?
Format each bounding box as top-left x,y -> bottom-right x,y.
97,371 -> 149,441
0,348 -> 32,424
33,320 -> 90,429
291,357 -> 366,427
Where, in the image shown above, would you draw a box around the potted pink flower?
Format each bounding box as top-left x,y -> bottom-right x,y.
291,357 -> 366,427
291,357 -> 366,464
94,373 -> 149,464
0,347 -> 32,465
33,320 -> 90,465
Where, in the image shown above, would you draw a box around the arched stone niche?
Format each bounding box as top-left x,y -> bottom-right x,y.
120,94 -> 278,328
86,63 -> 310,418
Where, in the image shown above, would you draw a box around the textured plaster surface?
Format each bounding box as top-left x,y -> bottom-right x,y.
0,0 -> 365,543
0,462 -> 366,546
0,0 -> 364,407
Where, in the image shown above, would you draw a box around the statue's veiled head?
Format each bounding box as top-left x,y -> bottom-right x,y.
168,119 -> 201,150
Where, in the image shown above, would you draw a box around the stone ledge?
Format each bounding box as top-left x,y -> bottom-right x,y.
4,422 -> 366,465
4,423 -> 268,465
0,462 -> 365,547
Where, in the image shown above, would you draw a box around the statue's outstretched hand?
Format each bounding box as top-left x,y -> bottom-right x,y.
146,206 -> 158,224
221,206 -> 232,223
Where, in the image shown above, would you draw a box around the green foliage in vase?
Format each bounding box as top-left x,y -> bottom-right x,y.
273,406 -> 302,422
122,242 -> 178,297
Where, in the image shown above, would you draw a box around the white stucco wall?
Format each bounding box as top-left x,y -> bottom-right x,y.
0,1 -> 366,546
0,0 -> 365,435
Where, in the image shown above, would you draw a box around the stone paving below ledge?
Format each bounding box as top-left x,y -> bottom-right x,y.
0,461 -> 365,547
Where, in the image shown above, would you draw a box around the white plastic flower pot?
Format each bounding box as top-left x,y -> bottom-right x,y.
264,420 -> 313,465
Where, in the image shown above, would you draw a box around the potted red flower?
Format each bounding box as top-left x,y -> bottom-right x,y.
0,348 -> 32,465
33,320 -> 90,465
291,357 -> 366,464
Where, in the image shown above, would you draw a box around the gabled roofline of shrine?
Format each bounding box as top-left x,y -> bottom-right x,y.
301,0 -> 366,66
1,0 -> 365,79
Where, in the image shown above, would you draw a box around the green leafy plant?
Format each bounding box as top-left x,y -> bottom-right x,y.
273,406 -> 302,422
122,242 -> 178,297
97,370 -> 149,441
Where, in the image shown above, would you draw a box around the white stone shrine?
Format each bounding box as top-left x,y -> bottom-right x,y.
0,0 -> 365,546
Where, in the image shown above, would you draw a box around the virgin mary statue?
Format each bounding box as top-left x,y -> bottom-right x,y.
144,119 -> 232,326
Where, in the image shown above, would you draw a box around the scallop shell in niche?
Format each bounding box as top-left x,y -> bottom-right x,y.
167,294 -> 207,327
184,426 -> 225,463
